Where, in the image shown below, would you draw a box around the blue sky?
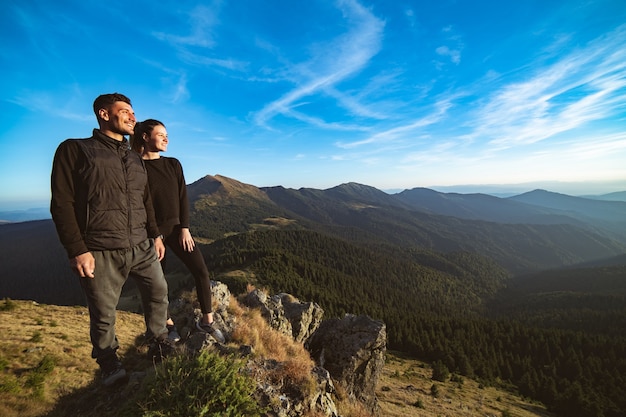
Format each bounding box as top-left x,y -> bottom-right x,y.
2,0 -> 626,210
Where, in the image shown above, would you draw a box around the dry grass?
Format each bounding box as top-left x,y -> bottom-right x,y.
334,383 -> 375,417
230,301 -> 315,387
1,298 -> 555,417
0,298 -> 147,417
376,351 -> 555,417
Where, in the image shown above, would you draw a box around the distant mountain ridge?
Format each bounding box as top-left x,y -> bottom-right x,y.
510,189 -> 626,222
0,207 -> 50,223
0,180 -> 626,224
582,190 -> 626,201
187,175 -> 626,275
395,187 -> 584,224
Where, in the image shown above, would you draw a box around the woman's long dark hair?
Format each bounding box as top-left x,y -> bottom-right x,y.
130,119 -> 165,153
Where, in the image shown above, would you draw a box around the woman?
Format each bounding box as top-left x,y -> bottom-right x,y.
131,119 -> 224,343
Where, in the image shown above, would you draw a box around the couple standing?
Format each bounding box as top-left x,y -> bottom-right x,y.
50,92 -> 223,386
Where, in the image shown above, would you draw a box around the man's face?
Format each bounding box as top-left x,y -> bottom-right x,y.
99,101 -> 136,136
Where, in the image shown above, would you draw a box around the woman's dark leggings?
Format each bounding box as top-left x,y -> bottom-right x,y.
162,226 -> 213,314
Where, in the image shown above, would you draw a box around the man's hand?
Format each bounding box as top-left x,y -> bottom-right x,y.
70,252 -> 96,278
155,236 -> 166,261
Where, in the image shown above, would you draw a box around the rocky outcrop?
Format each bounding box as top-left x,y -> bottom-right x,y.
247,359 -> 340,417
307,314 -> 386,416
243,289 -> 293,338
243,289 -> 325,344
169,282 -> 385,417
279,293 -> 325,344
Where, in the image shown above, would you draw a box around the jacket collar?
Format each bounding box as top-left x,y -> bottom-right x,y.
92,129 -> 130,150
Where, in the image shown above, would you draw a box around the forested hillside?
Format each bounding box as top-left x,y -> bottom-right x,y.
491,264 -> 626,337
201,229 -> 508,319
194,229 -> 626,417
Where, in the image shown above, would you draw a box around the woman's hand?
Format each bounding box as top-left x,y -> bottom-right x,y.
180,228 -> 195,252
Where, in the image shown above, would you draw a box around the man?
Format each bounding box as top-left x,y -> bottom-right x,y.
50,93 -> 171,386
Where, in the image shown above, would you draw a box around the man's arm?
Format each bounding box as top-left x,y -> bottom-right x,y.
50,140 -> 95,277
50,140 -> 89,258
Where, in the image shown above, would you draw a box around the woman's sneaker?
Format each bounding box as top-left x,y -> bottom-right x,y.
195,320 -> 226,343
167,324 -> 181,342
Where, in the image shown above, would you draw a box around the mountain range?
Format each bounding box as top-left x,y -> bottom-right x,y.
187,175 -> 626,274
2,174 -> 626,306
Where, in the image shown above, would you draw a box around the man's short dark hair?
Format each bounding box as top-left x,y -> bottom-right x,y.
93,93 -> 132,117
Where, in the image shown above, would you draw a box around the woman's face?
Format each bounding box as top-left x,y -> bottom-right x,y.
145,124 -> 168,153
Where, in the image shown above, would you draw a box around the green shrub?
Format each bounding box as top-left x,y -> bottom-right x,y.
129,350 -> 265,417
0,375 -> 20,394
26,355 -> 56,398
29,331 -> 43,343
450,374 -> 464,384
431,360 -> 449,382
0,298 -> 17,311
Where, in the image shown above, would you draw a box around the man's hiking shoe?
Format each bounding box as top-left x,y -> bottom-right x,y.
195,319 -> 226,343
167,324 -> 181,342
148,337 -> 176,363
100,358 -> 126,386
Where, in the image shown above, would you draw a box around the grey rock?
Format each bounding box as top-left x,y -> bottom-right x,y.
307,314 -> 386,416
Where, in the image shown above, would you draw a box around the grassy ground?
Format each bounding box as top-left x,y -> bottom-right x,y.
0,299 -> 148,417
377,351 -> 554,417
0,299 -> 554,417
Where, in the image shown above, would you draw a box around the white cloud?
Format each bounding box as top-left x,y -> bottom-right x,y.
435,45 -> 461,65
336,97 -> 454,149
152,4 -> 220,48
467,24 -> 626,152
9,87 -> 92,122
253,0 -> 385,128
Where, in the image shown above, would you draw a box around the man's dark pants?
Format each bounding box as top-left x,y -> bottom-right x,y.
79,238 -> 169,364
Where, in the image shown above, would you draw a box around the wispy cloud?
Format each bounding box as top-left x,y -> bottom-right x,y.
152,4 -> 220,48
152,2 -> 247,72
332,23 -> 626,169
550,132 -> 626,160
279,107 -> 371,131
253,0 -> 385,128
177,49 -> 249,71
471,24 -> 626,151
435,46 -> 461,65
8,87 -> 92,122
336,96 -> 455,149
135,57 -> 190,104
434,25 -> 464,65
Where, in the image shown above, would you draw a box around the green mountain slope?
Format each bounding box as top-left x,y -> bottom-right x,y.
194,228 -> 626,417
490,263 -> 626,337
188,176 -> 626,274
